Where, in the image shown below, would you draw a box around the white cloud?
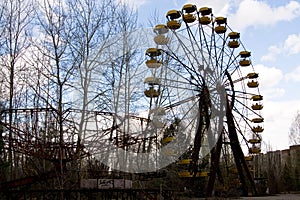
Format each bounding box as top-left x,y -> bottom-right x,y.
261,45 -> 281,62
263,88 -> 285,99
116,0 -> 149,10
245,65 -> 300,150
261,33 -> 300,62
253,64 -> 283,88
285,66 -> 300,82
237,64 -> 284,100
180,0 -> 300,31
284,34 -> 300,55
252,64 -> 285,100
262,100 -> 300,150
229,0 -> 300,30
184,0 -> 231,16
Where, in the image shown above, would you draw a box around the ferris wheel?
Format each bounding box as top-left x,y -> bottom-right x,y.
78,3 -> 264,195
140,4 -> 264,195
0,4 -> 264,195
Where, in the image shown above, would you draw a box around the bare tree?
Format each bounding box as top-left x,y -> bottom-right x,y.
289,111 -> 300,145
0,0 -> 141,194
0,0 -> 33,181
25,0 -> 81,192
24,0 -> 140,189
67,0 -> 142,172
66,0 -> 118,142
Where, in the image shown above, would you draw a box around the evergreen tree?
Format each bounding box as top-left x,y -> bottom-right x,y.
281,162 -> 293,193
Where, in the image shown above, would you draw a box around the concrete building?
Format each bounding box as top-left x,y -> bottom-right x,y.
253,145 -> 300,194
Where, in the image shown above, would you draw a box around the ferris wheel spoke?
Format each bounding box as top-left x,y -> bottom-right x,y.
198,24 -> 215,67
221,52 -> 239,76
163,49 -> 204,86
175,101 -> 199,134
185,25 -> 204,65
164,95 -> 199,110
168,30 -> 199,66
193,22 -> 223,80
214,41 -> 227,76
231,116 -> 250,149
166,31 -> 208,85
213,34 -> 230,76
232,107 -> 263,148
226,89 -> 259,97
234,98 -> 263,118
232,112 -> 262,146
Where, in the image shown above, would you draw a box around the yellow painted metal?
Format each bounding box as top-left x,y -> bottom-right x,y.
251,118 -> 264,123
245,156 -> 254,161
215,17 -> 227,24
199,7 -> 212,15
166,10 -> 181,19
239,50 -> 251,58
144,87 -> 160,98
199,16 -> 211,25
214,26 -> 226,34
251,95 -> 263,101
247,81 -> 259,88
228,31 -> 240,39
167,20 -> 181,30
248,138 -> 261,144
247,72 -> 259,79
239,59 -> 251,66
178,159 -> 192,165
183,14 -> 196,23
178,171 -> 209,177
252,103 -> 263,110
182,4 -> 197,13
252,126 -> 264,133
145,59 -> 162,68
162,136 -> 174,144
153,24 -> 169,34
228,40 -> 240,48
249,147 -> 261,154
146,48 -> 161,57
144,77 -> 160,85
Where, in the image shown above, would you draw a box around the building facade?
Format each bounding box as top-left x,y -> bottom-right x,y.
253,145 -> 300,194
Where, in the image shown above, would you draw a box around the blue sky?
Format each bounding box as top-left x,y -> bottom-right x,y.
120,0 -> 300,151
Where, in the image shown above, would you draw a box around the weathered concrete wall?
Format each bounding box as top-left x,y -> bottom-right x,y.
253,145 -> 300,193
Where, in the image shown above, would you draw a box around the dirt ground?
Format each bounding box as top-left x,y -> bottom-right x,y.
240,193 -> 300,199
179,193 -> 300,200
